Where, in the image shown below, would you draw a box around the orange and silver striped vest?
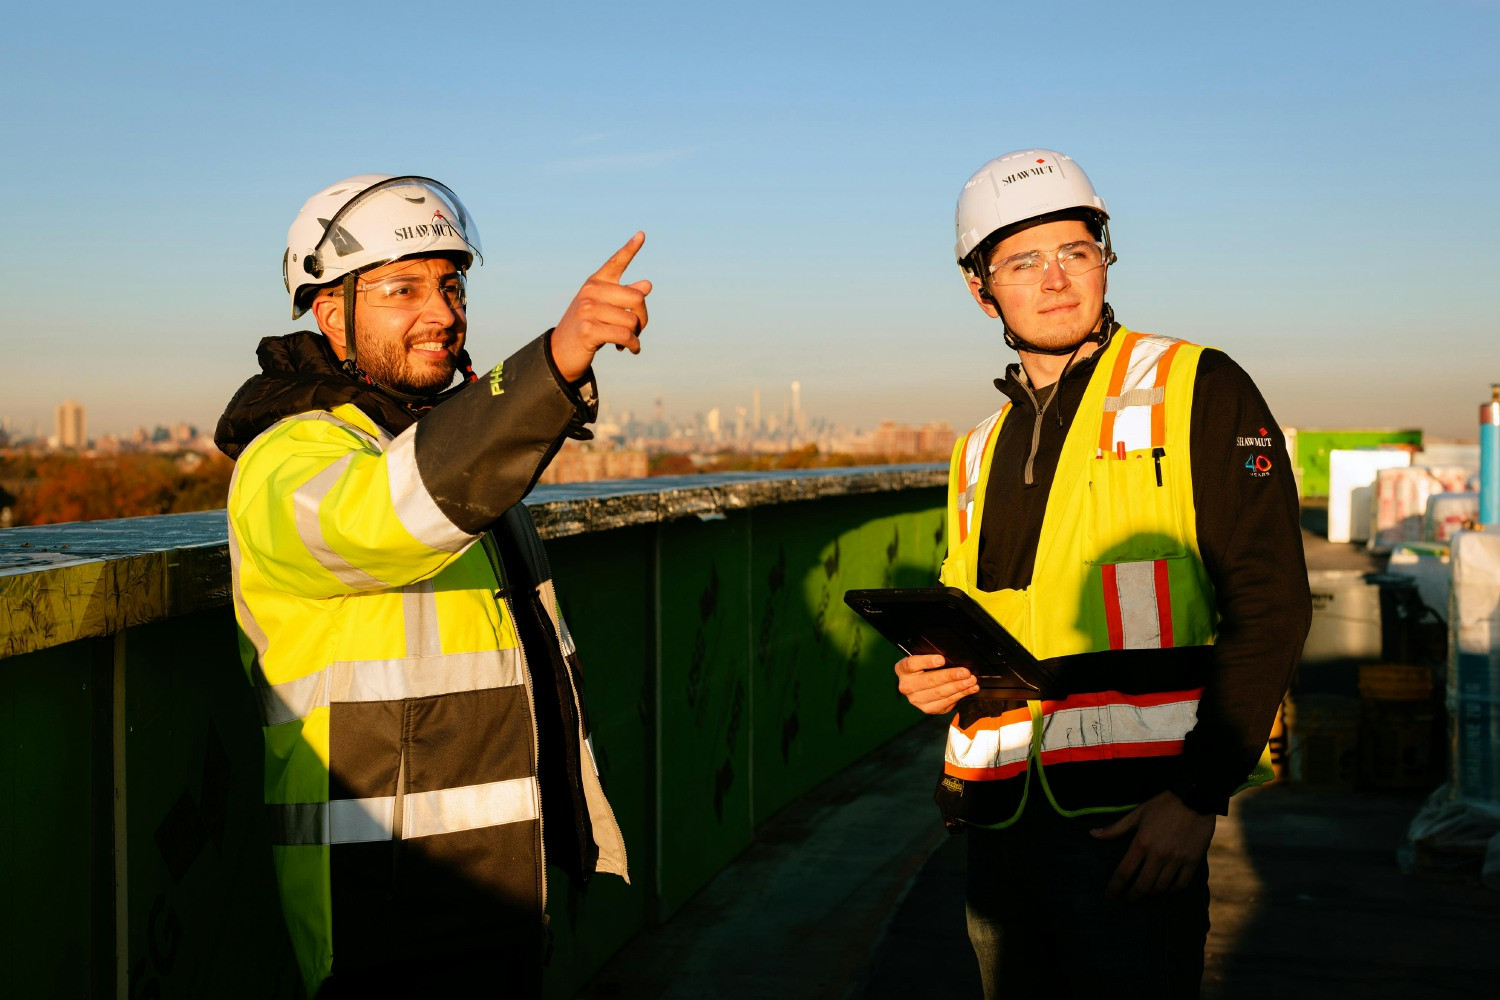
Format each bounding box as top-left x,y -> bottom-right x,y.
936,328 -> 1273,826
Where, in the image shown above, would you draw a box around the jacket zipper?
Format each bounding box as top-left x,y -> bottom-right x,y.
1018,379 -> 1051,487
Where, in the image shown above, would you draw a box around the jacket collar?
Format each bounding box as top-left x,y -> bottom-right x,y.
213,331 -> 423,459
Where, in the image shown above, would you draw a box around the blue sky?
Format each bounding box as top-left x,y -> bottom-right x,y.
3,0 -> 1497,440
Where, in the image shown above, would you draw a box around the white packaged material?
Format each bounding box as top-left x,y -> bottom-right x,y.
1303,569 -> 1383,664
1400,783 -> 1500,886
1328,449 -> 1412,543
1414,442 -> 1481,471
1369,466 -> 1473,551
1425,492 -> 1480,543
1450,530 -> 1500,804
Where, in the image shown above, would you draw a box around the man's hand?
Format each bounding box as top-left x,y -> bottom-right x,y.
894,654 -> 979,715
1091,791 -> 1216,900
551,232 -> 652,382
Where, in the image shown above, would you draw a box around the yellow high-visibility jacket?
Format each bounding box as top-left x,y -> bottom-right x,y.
936,328 -> 1274,827
220,331 -> 627,995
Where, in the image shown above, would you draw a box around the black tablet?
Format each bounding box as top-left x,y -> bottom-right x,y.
843,586 -> 1058,697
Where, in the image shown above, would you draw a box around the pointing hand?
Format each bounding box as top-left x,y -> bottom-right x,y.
551,232 -> 652,382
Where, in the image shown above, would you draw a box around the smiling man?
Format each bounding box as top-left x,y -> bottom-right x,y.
892,150 -> 1311,997
215,174 -> 648,997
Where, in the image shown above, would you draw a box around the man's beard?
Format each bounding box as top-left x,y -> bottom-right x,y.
358,333 -> 457,396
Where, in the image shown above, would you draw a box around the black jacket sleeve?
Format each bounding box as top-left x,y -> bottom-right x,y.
1170,351 -> 1312,814
412,332 -> 597,534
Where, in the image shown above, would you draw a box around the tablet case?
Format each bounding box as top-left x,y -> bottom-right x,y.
843,586 -> 1060,697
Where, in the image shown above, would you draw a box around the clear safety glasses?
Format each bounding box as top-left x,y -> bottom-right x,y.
988,240 -> 1108,286
357,273 -> 467,312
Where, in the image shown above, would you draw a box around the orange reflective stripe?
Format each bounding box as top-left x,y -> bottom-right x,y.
1038,738 -> 1187,766
1097,331 -> 1141,453
956,409 -> 1004,544
1149,341 -> 1183,449
952,703 -> 1032,737
945,705 -> 1033,776
1101,563 -> 1125,649
1039,687 -> 1203,713
944,760 -> 1029,781
1154,557 -> 1174,648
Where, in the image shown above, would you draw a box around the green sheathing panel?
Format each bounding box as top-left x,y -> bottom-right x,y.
539,524 -> 656,999
1293,429 -> 1423,497
121,610 -> 301,999
0,639 -> 106,998
750,490 -> 946,823
0,479 -> 954,996
654,514 -> 753,917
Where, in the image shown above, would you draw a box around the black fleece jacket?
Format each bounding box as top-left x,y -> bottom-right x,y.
215,330 -> 596,531
976,334 -> 1311,815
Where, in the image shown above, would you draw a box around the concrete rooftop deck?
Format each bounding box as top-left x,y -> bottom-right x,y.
575,517 -> 1500,999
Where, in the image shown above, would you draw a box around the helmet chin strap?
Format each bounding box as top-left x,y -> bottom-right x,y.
999,301 -> 1116,356
337,271 -> 478,409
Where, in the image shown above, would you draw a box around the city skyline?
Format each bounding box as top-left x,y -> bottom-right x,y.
3,2 -> 1497,441
1,379 -> 940,454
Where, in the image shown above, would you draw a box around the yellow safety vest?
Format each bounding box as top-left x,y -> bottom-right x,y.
937,329 -> 1273,826
227,402 -> 627,994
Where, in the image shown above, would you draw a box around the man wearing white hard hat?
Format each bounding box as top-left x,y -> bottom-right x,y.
893,150 -> 1310,995
216,175 -> 648,997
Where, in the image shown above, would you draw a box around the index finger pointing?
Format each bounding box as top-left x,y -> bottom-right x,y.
592,231 -> 645,283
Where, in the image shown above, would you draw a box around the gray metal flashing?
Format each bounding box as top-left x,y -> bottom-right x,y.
0,464 -> 946,658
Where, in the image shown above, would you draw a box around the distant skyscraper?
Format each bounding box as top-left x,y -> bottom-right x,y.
752,387 -> 763,433
791,381 -> 806,436
706,407 -> 721,440
56,398 -> 86,450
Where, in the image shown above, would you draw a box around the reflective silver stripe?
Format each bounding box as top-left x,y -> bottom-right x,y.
963,410 -> 1003,494
384,428 -> 477,554
258,669 -> 328,727
227,517 -> 270,662
269,797 -> 397,846
1102,386 -> 1166,412
537,579 -> 576,657
1038,697 -> 1199,752
255,649 -> 525,726
292,453 -> 390,591
946,697 -> 1201,772
271,778 -> 540,845
403,579 -> 442,658
1119,335 -> 1176,394
403,777 -> 539,839
1112,560 -> 1164,649
945,715 -> 1032,770
249,409 -> 381,453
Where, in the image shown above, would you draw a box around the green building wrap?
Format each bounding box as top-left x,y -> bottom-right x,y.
0,471 -> 947,998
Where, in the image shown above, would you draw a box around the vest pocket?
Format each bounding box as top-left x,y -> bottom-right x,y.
1083,450 -> 1187,565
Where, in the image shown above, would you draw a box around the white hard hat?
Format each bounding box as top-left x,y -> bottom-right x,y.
283,174 -> 482,318
954,149 -> 1108,263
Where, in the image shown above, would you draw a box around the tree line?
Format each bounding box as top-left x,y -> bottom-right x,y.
0,452 -> 234,526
